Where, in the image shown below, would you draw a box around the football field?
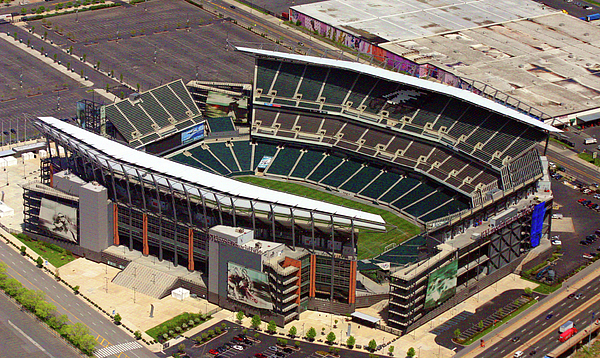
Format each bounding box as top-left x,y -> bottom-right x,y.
237,176 -> 421,260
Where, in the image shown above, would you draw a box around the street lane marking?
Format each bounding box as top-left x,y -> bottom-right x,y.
8,319 -> 57,358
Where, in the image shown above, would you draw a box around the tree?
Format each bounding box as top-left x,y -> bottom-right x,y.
388,346 -> 394,356
119,73 -> 123,82
21,7 -> 27,14
35,300 -> 56,320
48,314 -> 68,330
3,278 -> 24,297
73,285 -> 80,294
294,341 -> 300,348
306,327 -> 316,340
346,335 -> 355,348
251,315 -> 261,329
478,320 -> 484,331
136,83 -> 140,92
288,326 -> 297,337
134,330 -> 142,339
113,313 -> 122,324
524,287 -> 533,296
236,310 -> 244,323
406,347 -> 415,357
326,331 -> 336,344
20,245 -> 26,255
178,343 -> 186,353
453,328 -> 461,340
368,339 -> 377,352
36,256 -> 43,268
267,320 -> 277,334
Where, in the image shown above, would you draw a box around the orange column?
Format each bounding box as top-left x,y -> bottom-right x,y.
348,260 -> 357,304
309,254 -> 316,297
188,228 -> 194,271
49,163 -> 54,187
113,204 -> 119,245
142,213 -> 149,256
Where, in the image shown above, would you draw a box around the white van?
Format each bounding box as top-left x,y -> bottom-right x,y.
584,137 -> 597,145
514,351 -> 524,358
559,320 -> 574,333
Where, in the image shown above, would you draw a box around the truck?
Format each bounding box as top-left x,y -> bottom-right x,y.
559,320 -> 574,333
584,137 -> 597,145
559,327 -> 577,342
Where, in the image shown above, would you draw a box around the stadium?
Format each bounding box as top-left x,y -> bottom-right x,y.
26,46 -> 556,332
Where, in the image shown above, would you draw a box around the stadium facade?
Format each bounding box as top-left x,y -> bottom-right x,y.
26,47 -> 557,331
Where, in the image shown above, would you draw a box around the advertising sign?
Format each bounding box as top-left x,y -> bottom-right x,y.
227,262 -> 273,310
181,123 -> 205,145
39,198 -> 78,242
424,260 -> 458,309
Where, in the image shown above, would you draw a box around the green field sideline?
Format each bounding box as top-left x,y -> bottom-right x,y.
236,176 -> 421,260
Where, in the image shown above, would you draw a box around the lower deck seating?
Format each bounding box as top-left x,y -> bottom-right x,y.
267,147 -> 302,176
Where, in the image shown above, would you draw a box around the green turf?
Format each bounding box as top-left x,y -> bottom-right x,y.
236,176 -> 421,260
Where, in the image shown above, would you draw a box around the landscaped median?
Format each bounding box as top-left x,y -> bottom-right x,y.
0,261 -> 97,356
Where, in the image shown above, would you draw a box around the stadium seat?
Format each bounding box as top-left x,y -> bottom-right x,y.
208,142 -> 239,172
231,140 -> 252,171
307,155 -> 343,183
296,64 -> 328,101
266,147 -> 302,176
207,117 -> 236,133
252,142 -> 279,170
272,62 -> 305,98
256,58 -> 280,93
340,165 -> 381,194
320,159 -> 362,187
359,171 -> 402,200
290,150 -> 325,179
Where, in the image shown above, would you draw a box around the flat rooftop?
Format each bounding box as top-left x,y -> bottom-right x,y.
292,0 -> 600,120
383,12 -> 600,119
292,0 -> 555,43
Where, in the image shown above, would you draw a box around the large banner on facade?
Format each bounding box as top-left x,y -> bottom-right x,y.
227,262 -> 273,310
424,260 -> 458,309
530,202 -> 546,248
39,198 -> 78,243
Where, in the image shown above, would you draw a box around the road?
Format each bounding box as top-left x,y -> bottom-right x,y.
0,239 -> 156,358
0,291 -> 77,358
543,143 -> 600,185
473,275 -> 600,358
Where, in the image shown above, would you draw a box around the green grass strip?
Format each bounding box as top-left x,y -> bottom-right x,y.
462,299 -> 537,346
13,234 -> 76,268
578,152 -> 600,167
235,176 -> 421,260
145,312 -> 208,341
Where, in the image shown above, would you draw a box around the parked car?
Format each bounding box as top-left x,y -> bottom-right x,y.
233,337 -> 243,342
511,336 -> 521,342
232,345 -> 244,351
551,239 -> 562,245
514,350 -> 524,357
578,198 -> 587,203
546,314 -> 553,320
580,240 -> 589,245
255,354 -> 267,358
209,349 -> 218,355
575,293 -> 583,300
583,253 -> 594,259
568,293 -> 575,298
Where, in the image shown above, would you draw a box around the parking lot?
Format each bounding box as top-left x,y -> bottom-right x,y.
158,321 -> 381,358
549,172 -> 600,280
26,0 -> 260,90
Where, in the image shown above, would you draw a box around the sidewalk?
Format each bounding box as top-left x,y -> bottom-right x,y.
454,258 -> 600,357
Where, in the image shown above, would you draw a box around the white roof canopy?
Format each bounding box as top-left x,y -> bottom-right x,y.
237,47 -> 560,133
36,116 -> 386,229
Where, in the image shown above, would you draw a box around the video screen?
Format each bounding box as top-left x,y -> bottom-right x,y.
227,262 -> 273,310
39,198 -> 78,243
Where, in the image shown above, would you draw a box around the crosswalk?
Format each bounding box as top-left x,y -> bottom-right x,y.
95,341 -> 143,357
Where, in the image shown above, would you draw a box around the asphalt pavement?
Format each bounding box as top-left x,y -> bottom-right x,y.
0,238 -> 157,358
472,276 -> 600,358
0,291 -> 78,358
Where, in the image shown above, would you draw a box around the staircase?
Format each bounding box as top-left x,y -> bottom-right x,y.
112,261 -> 179,299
